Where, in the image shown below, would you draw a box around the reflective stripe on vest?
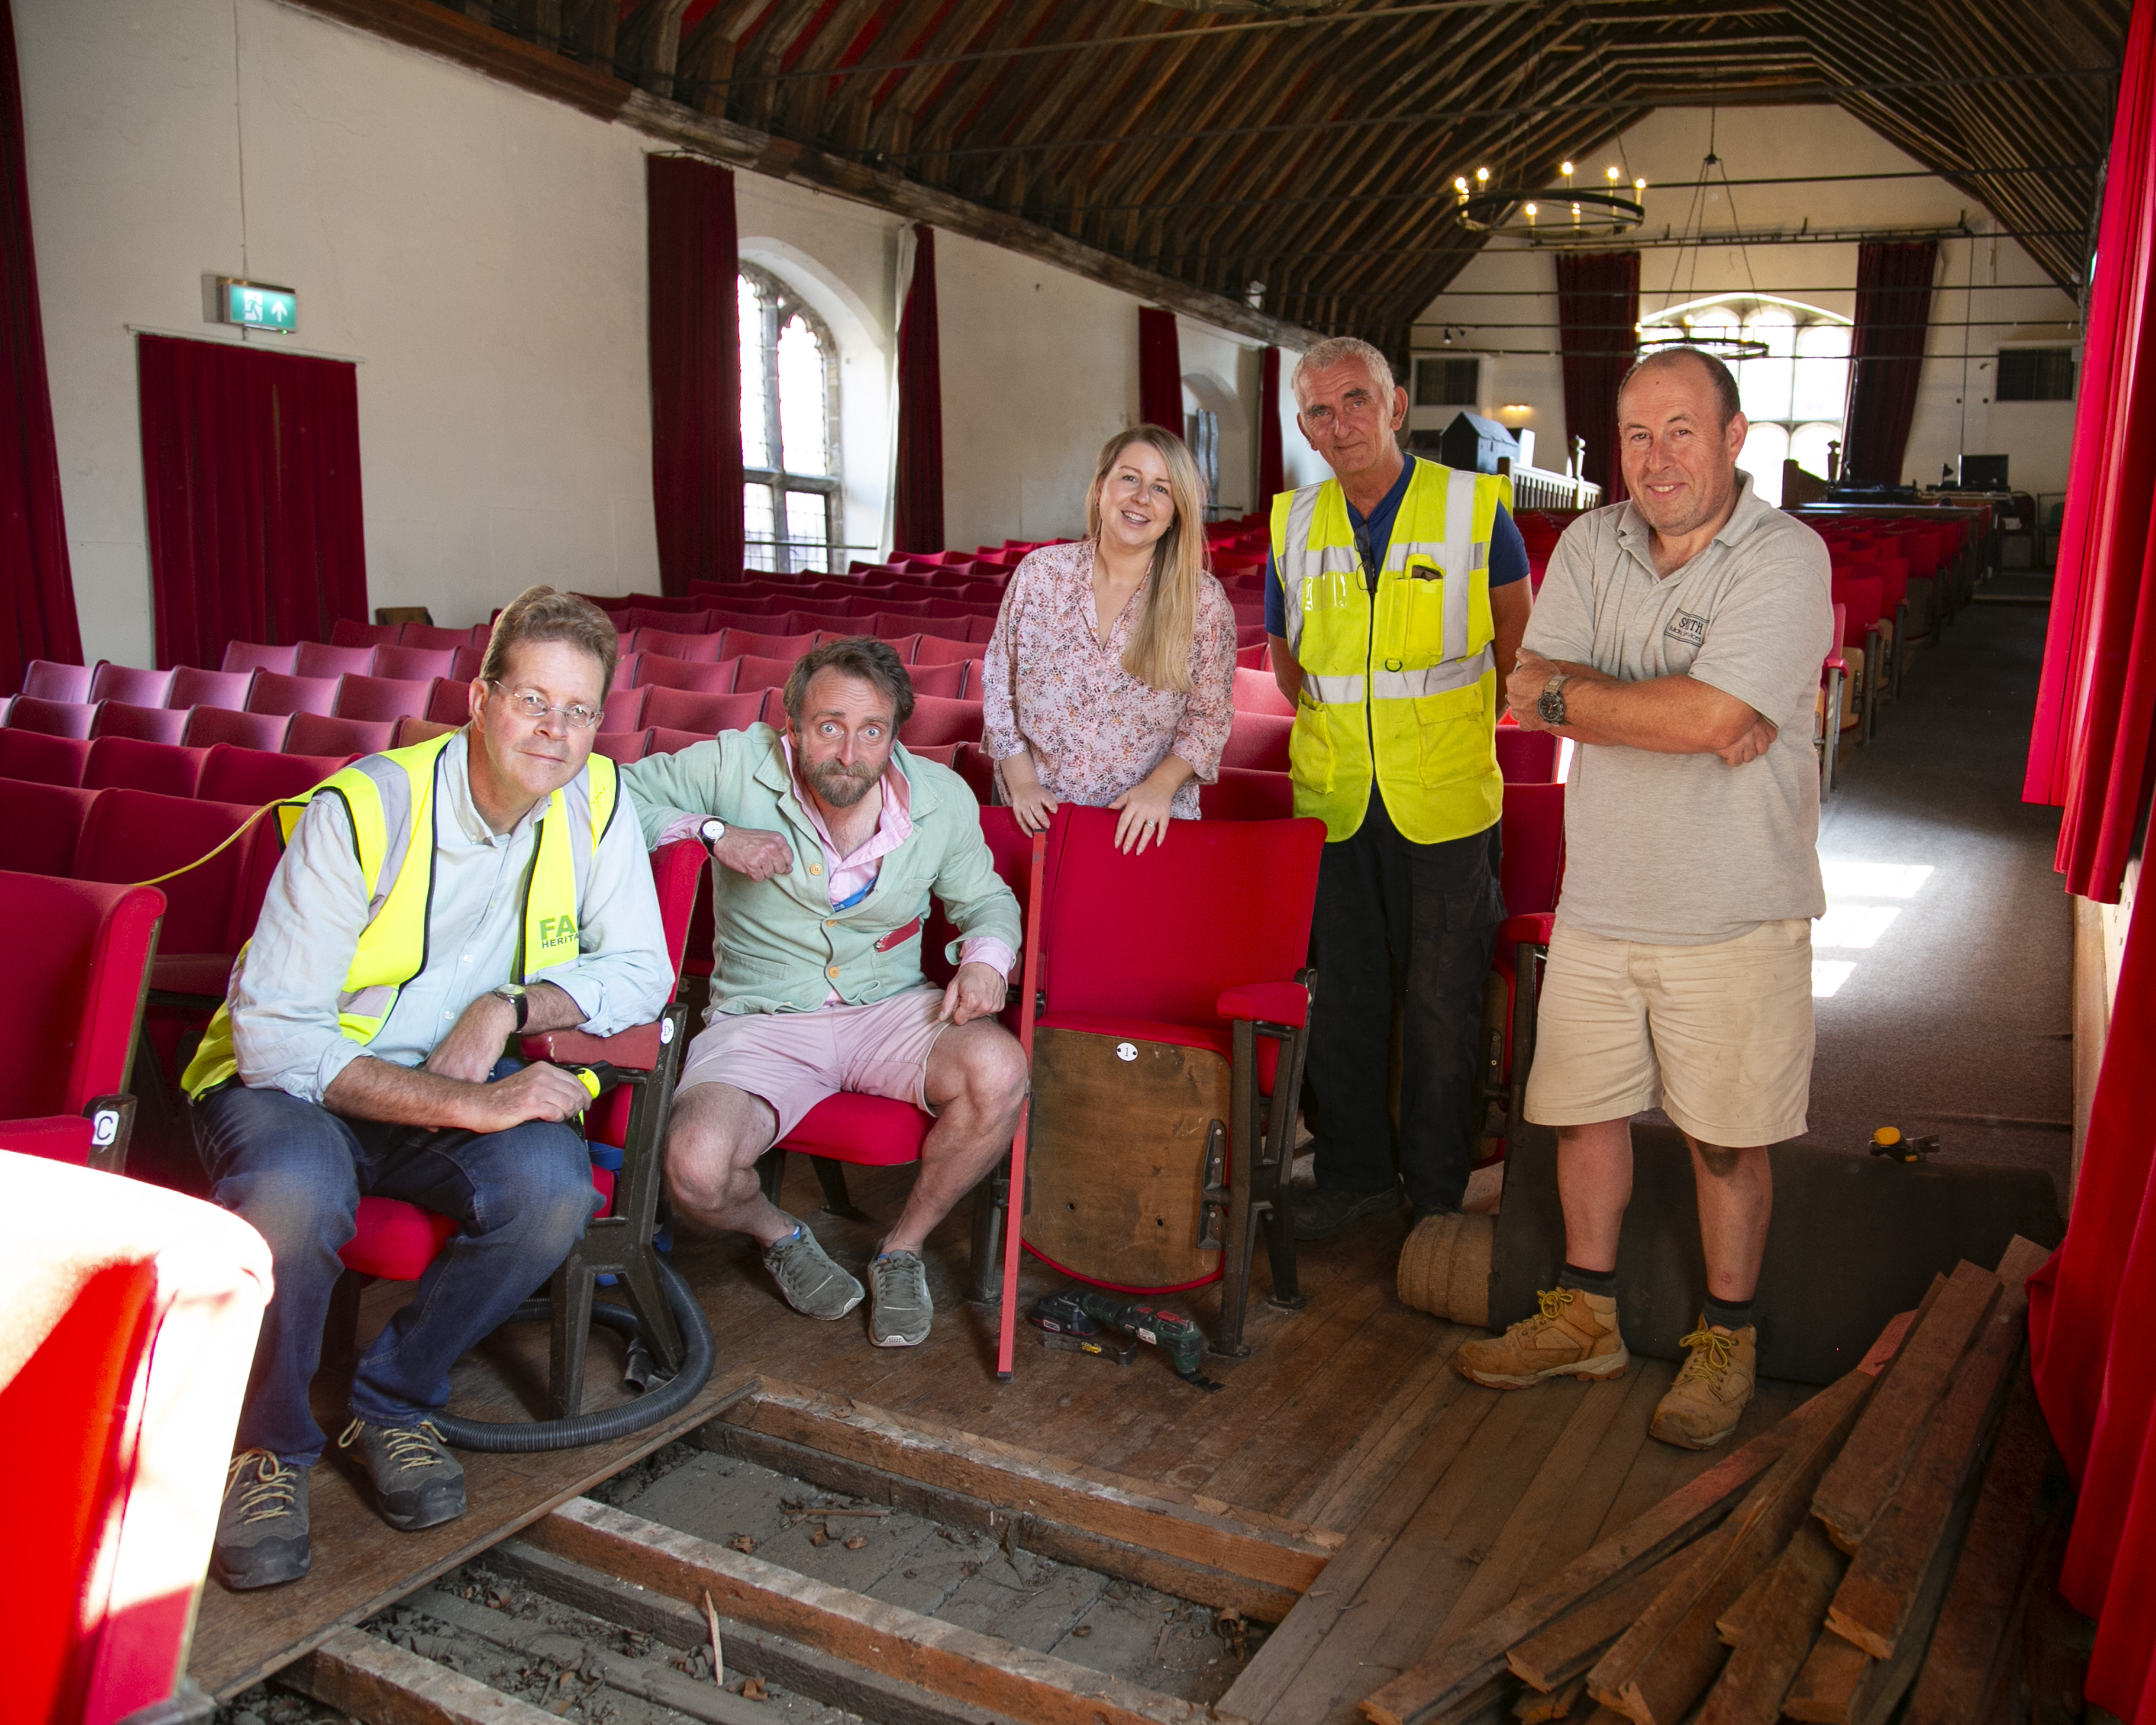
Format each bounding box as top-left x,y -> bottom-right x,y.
181,733 -> 618,1099
1270,458 -> 1510,845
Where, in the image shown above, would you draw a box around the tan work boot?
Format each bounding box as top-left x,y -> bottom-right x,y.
1453,1287 -> 1629,1389
1649,1322 -> 1757,1450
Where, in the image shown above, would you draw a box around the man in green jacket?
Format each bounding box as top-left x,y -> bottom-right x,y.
619,638 -> 1026,1347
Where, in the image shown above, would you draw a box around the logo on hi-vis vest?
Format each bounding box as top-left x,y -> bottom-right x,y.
538,914 -> 579,950
1664,610 -> 1708,647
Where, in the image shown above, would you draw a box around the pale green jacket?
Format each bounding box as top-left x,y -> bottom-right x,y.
619,724 -> 1021,1019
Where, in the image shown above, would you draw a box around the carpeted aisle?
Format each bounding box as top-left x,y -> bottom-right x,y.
1795,586 -> 2073,1211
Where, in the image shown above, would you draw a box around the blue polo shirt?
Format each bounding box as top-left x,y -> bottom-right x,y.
1263,459 -> 1529,636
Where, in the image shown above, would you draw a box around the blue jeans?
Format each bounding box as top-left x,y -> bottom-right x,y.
193,1063 -> 597,1465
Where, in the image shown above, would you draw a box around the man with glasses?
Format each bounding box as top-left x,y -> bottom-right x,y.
1265,337 -> 1535,1239
185,585 -> 671,1591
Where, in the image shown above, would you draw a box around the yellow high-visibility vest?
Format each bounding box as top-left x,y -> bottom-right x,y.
182,732 -> 618,1099
1272,457 -> 1511,844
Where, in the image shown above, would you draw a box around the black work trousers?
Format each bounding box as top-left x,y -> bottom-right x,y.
1305,794 -> 1503,1216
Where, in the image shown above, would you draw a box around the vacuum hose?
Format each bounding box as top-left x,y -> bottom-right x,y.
433,1256 -> 714,1453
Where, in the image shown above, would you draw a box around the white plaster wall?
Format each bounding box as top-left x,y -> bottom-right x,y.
1414,105 -> 2081,495
18,0 -> 665,663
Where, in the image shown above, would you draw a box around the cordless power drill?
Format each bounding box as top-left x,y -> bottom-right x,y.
1029,1289 -> 1222,1392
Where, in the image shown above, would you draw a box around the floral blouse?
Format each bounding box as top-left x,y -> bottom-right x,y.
980,538 -> 1238,821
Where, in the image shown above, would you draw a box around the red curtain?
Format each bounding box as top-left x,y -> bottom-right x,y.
648,153 -> 743,593
1138,305 -> 1181,431
1841,241 -> 1938,487
2025,0 -> 2156,901
137,335 -> 367,671
893,224 -> 944,555
0,0 -> 80,694
1554,251 -> 1638,502
1258,346 -> 1286,505
2022,9 -> 2156,1721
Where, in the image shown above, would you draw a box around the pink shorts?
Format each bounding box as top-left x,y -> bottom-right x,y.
676,986 -> 952,1142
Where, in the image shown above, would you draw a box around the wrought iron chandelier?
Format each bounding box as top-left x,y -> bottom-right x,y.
1453,161 -> 1646,240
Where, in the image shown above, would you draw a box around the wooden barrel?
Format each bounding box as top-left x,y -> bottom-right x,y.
1396,1211 -> 1496,1328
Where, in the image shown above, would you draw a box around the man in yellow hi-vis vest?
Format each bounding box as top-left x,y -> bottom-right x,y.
189,588 -> 671,1593
1266,338 -> 1534,1239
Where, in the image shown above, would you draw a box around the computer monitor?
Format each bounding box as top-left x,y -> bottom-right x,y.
1958,454 -> 2010,491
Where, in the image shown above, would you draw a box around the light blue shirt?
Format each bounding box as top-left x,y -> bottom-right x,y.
228,731 -> 673,1103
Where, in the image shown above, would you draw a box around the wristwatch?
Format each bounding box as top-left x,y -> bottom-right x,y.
489,983 -> 530,1032
699,818 -> 728,855
1537,673 -> 1572,728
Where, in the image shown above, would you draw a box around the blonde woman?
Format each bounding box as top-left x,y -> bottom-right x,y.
981,426 -> 1238,855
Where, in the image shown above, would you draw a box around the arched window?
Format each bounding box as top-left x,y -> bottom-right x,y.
739,264 -> 840,574
1637,295 -> 1851,508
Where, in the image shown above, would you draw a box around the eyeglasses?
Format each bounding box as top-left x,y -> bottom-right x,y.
488,681 -> 602,730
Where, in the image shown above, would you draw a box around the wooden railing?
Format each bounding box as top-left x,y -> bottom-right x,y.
1502,461 -> 1602,510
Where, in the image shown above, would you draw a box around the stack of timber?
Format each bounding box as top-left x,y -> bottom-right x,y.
1357,1235 -> 2061,1725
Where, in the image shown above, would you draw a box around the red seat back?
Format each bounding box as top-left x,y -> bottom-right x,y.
333,674 -> 436,722
644,727 -> 708,757
596,727 -> 653,763
732,653 -> 795,694
1830,575 -> 1885,643
245,672 -> 338,717
331,619 -> 400,649
908,660 -> 969,699
1496,725 -> 1561,783
182,707 -> 290,751
393,716 -> 459,750
1038,805 -> 1323,1027
1219,710 -> 1291,772
719,628 -> 814,662
911,632 -> 982,668
1198,766 -> 1294,820
0,781 -> 96,875
9,696 -> 96,739
287,712 -> 395,757
1233,666 -> 1294,717
74,791 -> 270,958
898,696 -> 983,747
292,643 -> 379,681
0,871 -> 165,1121
449,645 -> 484,683
603,686 -> 650,732
1500,781 -> 1566,918
0,727 -> 87,786
400,622 -> 474,651
634,627 -> 725,663
220,642 -> 297,676
427,678 -> 475,724
22,660 -> 92,702
371,645 -> 457,682
643,687 -> 764,734
198,745 -> 348,804
88,663 -> 176,707
91,701 -> 190,745
83,737 -> 207,797
169,666 -> 254,711
640,654 -> 740,694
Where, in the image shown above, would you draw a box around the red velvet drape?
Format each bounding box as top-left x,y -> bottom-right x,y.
648,153 -> 743,593
0,0 -> 80,694
136,335 -> 367,671
1138,306 -> 1181,432
2025,0 -> 2156,901
2022,9 -> 2156,1721
1554,251 -> 1637,502
893,224 -> 944,555
1258,346 -> 1286,505
1841,241 -> 1937,487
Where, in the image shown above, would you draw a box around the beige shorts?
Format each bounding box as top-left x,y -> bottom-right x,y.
677,986 -> 952,1142
1524,918 -> 1815,1147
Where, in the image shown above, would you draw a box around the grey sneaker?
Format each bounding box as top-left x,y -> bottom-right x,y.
763,1218 -> 865,1319
211,1450 -> 310,1591
337,1418 -> 466,1532
869,1249 -> 933,1347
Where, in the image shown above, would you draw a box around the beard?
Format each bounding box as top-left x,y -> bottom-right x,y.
806,756 -> 879,807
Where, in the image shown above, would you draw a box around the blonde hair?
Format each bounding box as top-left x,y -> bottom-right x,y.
1084,425 -> 1209,694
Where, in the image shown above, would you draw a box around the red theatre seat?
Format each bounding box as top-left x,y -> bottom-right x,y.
634,627 -> 727,663
911,633 -> 981,668
730,653 -> 795,694
331,619 -> 401,649
245,672 -> 338,717
1220,710 -> 1291,772
1199,767 -> 1294,820
402,622 -> 480,651
640,655 -> 740,695
0,780 -> 98,878
1482,780 -> 1567,1158
898,696 -> 983,748
595,728 -> 653,764
371,645 -> 457,683
719,628 -> 814,662
1496,724 -> 1561,783
287,712 -> 395,757
0,871 -> 165,1170
88,663 -> 177,707
294,642 -> 378,681
182,707 -> 291,752
1023,805 -> 1324,1356
603,687 -> 650,732
169,666 -> 254,711
91,702 -> 190,745
643,687 -> 764,735
22,659 -> 93,703
198,745 -> 348,805
0,727 -> 88,786
83,737 -> 207,798
1232,666 -> 1294,717
333,673 -> 438,722
9,696 -> 96,739
73,791 -> 276,1002
220,642 -> 298,676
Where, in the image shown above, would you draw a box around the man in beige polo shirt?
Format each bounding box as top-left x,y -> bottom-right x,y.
1452,346 -> 1832,1449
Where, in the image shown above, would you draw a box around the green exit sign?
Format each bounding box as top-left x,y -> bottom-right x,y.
217,278 -> 298,332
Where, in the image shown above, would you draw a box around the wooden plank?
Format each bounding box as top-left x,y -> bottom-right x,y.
1695,1521 -> 1848,1725
1823,1271 -> 2031,1659
1507,1543 -> 1715,1694
1810,1261 -> 2001,1552
1585,1370 -> 1874,1725
1712,1563 -> 1777,1650
524,1496 -> 1224,1725
708,1417 -> 1302,1622
723,1382 -> 1335,1593
1354,1382 -> 1823,1725
1781,1633 -> 1870,1724
1902,1375 -> 2054,1725
287,1627 -> 563,1724
1514,1675 -> 1588,1721
1293,1340 -> 1473,1531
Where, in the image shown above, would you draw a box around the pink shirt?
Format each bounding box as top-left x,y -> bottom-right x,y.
980,540 -> 1238,820
662,744 -> 1015,1000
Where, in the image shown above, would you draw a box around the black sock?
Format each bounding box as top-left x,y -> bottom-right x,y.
1559,1262 -> 1618,1298
1703,1294 -> 1755,1332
